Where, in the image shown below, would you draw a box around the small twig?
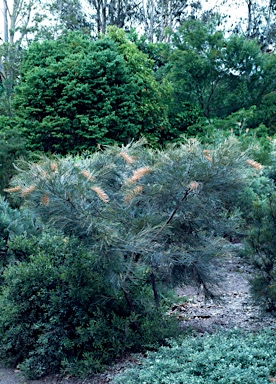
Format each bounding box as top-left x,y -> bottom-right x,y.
150,271 -> 160,310
154,188 -> 191,239
122,288 -> 141,332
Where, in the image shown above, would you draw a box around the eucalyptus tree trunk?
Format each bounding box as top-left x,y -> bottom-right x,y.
246,0 -> 253,38
2,0 -> 36,44
91,0 -> 102,33
265,0 -> 276,45
109,0 -> 116,24
0,58 -> 6,86
149,0 -> 156,42
3,0 -> 9,42
102,0 -> 107,33
159,0 -> 169,41
115,0 -> 127,28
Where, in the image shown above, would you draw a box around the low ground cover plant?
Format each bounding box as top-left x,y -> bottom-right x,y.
112,330 -> 276,384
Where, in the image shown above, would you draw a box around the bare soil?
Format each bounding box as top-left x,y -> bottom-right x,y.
1,250 -> 276,384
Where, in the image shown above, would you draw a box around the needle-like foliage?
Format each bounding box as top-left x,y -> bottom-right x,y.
8,137 -> 252,298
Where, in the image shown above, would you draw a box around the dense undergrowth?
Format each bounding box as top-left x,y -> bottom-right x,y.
0,230 -> 181,379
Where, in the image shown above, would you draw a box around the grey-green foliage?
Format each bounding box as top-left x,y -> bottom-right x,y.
0,196 -> 32,239
0,195 -> 37,273
7,138 -> 252,297
112,330 -> 276,383
185,107 -> 276,166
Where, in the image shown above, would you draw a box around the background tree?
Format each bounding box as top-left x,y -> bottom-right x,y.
72,0 -> 142,35
47,0 -> 141,35
204,0 -> 276,48
47,0 -> 92,33
0,0 -> 49,116
1,0 -> 44,45
166,18 -> 276,137
138,0 -> 204,43
244,0 -> 276,47
0,42 -> 25,116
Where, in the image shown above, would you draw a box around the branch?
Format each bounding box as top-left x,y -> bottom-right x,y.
16,0 -> 33,45
165,188 -> 190,227
154,187 -> 191,239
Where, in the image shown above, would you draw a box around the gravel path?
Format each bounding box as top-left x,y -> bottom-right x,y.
176,252 -> 276,333
0,367 -> 27,384
1,251 -> 276,384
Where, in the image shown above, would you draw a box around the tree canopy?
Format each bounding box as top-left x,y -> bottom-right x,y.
167,19 -> 276,121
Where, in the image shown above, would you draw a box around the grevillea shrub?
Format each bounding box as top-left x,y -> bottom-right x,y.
1,138 -> 256,378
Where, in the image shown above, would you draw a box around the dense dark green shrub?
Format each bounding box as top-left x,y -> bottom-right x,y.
0,230 -> 179,379
13,29 -> 168,154
0,116 -> 28,197
257,91 -> 276,135
236,145 -> 276,312
233,144 -> 276,313
112,330 -> 276,383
